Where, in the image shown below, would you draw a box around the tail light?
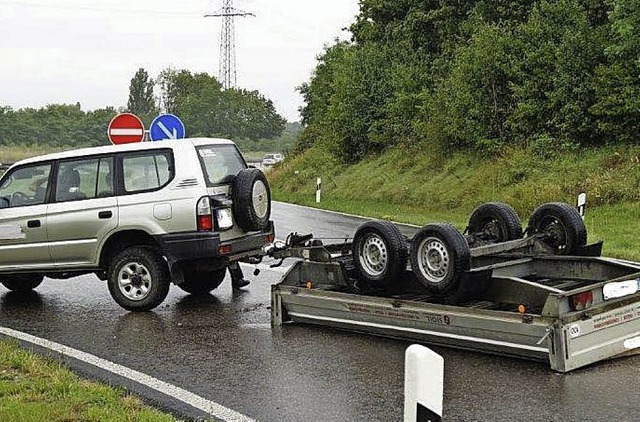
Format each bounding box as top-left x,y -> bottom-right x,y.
570,291 -> 594,311
196,197 -> 213,231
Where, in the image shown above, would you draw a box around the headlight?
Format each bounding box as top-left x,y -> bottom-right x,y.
216,208 -> 233,230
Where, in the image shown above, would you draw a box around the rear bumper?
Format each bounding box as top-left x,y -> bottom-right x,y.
154,220 -> 275,264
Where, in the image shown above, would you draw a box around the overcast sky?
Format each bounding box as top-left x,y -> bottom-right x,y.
0,0 -> 360,122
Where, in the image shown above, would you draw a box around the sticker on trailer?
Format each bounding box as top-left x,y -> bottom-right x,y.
345,303 -> 451,325
603,279 -> 640,300
591,303 -> 640,332
568,324 -> 581,338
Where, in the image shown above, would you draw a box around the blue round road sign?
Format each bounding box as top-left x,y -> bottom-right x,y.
149,114 -> 186,141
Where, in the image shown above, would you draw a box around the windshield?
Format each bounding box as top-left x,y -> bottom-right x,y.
196,144 -> 247,186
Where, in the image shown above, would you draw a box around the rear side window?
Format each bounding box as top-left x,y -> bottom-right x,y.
55,157 -> 114,202
123,151 -> 173,193
197,144 -> 246,186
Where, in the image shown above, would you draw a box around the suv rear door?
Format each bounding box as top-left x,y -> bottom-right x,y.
0,163 -> 52,269
46,156 -> 118,267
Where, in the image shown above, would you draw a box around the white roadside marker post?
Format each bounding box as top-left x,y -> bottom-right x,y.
577,192 -> 587,220
404,344 -> 444,422
316,177 -> 321,203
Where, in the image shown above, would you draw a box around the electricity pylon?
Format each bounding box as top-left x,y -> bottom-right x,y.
205,0 -> 254,90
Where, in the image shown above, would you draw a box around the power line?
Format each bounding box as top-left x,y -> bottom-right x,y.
205,0 -> 254,90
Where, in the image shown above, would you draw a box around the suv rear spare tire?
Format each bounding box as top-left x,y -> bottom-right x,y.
233,168 -> 271,231
107,246 -> 171,312
410,223 -> 471,295
352,220 -> 408,288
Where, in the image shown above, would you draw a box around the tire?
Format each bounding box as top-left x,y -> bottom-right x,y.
352,220 -> 408,288
467,202 -> 523,246
527,202 -> 587,255
410,223 -> 471,295
1,274 -> 44,292
232,168 -> 271,231
107,246 -> 171,312
179,268 -> 227,295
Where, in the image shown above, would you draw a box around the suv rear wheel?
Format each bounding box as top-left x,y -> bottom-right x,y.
179,268 -> 227,295
107,246 -> 170,312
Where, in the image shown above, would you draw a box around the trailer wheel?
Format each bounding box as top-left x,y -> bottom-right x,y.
410,223 -> 471,294
527,202 -> 586,255
352,220 -> 407,287
467,202 -> 523,246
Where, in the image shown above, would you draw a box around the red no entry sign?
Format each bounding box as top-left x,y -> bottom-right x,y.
108,113 -> 145,144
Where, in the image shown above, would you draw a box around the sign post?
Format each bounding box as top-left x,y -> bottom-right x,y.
107,113 -> 145,145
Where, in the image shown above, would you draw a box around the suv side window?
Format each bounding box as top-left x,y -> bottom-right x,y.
0,163 -> 51,208
122,151 -> 172,193
56,157 -> 113,202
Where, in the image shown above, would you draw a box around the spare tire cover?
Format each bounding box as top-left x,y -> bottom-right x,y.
232,168 -> 271,231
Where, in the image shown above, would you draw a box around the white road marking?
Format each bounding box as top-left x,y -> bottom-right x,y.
0,326 -> 255,422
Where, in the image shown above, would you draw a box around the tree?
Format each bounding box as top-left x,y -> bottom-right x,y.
156,69 -> 285,140
126,68 -> 157,124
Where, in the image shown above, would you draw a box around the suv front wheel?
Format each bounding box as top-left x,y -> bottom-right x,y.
107,246 -> 170,312
1,274 -> 44,292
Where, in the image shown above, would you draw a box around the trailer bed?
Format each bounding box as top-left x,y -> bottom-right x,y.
271,254 -> 640,372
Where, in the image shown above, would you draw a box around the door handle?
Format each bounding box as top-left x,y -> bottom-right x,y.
27,219 -> 41,228
98,211 -> 113,219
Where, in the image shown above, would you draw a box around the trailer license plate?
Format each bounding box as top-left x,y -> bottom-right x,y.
603,279 -> 640,300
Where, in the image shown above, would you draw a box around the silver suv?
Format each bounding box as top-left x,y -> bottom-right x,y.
0,138 -> 274,311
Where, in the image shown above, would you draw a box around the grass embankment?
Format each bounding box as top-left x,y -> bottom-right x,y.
0,145 -> 68,163
0,340 -> 176,422
269,144 -> 640,261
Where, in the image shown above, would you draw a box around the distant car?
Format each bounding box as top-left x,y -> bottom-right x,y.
262,153 -> 284,167
0,138 -> 274,311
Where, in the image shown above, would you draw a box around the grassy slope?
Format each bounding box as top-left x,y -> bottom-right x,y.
269,144 -> 640,260
0,340 -> 175,422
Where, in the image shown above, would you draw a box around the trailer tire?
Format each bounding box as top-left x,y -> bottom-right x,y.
527,202 -> 586,255
410,223 -> 471,295
353,220 -> 408,288
467,202 -> 523,246
179,268 -> 227,295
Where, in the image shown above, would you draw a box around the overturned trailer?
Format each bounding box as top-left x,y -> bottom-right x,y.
270,202 -> 640,372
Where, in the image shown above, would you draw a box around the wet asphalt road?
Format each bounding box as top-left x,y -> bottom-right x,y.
2,201 -> 640,421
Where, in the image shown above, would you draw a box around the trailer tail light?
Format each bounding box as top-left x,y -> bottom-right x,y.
570,291 -> 594,311
196,197 -> 213,231
218,245 -> 232,255
265,234 -> 275,243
